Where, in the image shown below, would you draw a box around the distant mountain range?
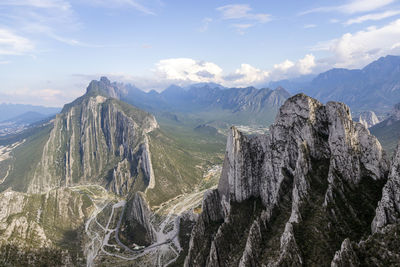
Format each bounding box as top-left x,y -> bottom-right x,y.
0,110 -> 59,136
102,80 -> 291,126
271,55 -> 400,114
2,73 -> 400,265
0,78 -> 225,265
0,103 -> 60,122
1,111 -> 50,125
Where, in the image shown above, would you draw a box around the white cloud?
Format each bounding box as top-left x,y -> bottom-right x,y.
155,58 -> 223,83
199,17 -> 213,32
232,23 -> 254,34
341,0 -> 395,14
82,0 -> 156,15
0,28 -> 34,55
0,0 -> 71,10
313,19 -> 400,68
1,85 -> 77,106
274,60 -> 295,72
154,58 -> 270,88
216,4 -> 271,34
224,64 -> 269,86
151,55 -> 317,89
301,0 -> 395,15
217,4 -> 271,23
297,54 -> 316,74
345,10 -> 400,25
269,54 -> 316,80
304,24 -> 317,28
0,0 -> 84,50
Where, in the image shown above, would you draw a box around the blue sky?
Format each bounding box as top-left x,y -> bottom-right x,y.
1,0 -> 400,106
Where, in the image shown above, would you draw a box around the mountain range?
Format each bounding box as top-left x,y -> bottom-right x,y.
0,78 -> 226,265
0,103 -> 60,122
272,55 -> 400,114
103,79 -> 291,126
1,54 -> 400,266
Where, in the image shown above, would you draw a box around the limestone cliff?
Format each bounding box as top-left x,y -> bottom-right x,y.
372,142 -> 400,232
119,192 -> 156,246
27,78 -> 158,195
332,142 -> 400,266
185,94 -> 389,266
0,187 -> 94,266
357,111 -> 379,128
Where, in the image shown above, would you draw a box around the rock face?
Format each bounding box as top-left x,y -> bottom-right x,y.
119,192 -> 156,246
357,111 -> 380,128
27,78 -> 158,195
0,187 -> 94,265
331,142 -> 400,266
185,94 -> 389,266
372,142 -> 400,232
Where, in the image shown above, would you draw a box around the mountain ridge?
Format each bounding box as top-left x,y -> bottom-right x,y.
184,93 -> 391,266
271,55 -> 400,113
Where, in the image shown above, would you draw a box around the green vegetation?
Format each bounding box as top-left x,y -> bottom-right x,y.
145,125 -> 224,206
292,158 -> 386,266
169,215 -> 199,267
0,243 -> 81,267
215,197 -> 265,266
354,224 -> 400,266
0,123 -> 52,192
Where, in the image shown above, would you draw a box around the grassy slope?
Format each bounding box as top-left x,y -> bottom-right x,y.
145,116 -> 225,206
193,107 -> 278,126
0,123 -> 53,192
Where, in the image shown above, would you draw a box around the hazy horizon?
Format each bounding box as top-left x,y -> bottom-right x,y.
1,0 -> 400,106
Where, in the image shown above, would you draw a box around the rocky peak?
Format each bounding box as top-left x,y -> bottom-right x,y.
120,192 -> 156,246
28,79 -> 159,195
85,77 -> 124,100
273,86 -> 290,96
357,110 -> 380,128
100,76 -> 111,85
185,93 -> 389,266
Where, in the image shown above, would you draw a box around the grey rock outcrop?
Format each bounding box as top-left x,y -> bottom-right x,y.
27,78 -> 158,195
185,93 -> 389,266
0,187 -> 93,265
331,238 -> 360,267
330,134 -> 400,265
120,192 -> 156,246
357,111 -> 380,128
185,190 -> 225,266
372,142 -> 400,232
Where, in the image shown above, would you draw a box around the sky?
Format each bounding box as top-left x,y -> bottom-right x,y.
1,0 -> 400,106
